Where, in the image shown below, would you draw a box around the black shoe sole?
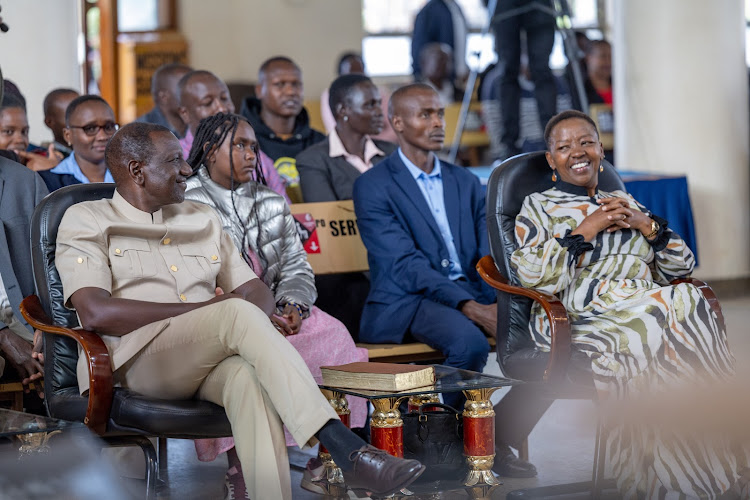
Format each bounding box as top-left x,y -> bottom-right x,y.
350,465 -> 427,498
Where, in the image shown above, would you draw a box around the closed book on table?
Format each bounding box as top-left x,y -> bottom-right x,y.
320,362 -> 436,392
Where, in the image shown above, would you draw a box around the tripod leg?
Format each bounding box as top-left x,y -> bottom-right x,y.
550,0 -> 589,112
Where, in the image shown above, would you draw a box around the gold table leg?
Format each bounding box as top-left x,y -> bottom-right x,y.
462,388 -> 501,487
407,393 -> 441,412
316,390 -> 350,485
371,396 -> 416,496
17,430 -> 62,459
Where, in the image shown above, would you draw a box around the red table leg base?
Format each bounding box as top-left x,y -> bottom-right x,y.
462,388 -> 501,487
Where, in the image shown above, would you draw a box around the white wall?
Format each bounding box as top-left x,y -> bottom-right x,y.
179,0 -> 364,98
613,0 -> 750,281
0,0 -> 82,144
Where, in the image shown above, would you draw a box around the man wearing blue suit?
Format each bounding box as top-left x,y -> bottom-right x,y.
353,83 -> 544,478
353,84 -> 495,372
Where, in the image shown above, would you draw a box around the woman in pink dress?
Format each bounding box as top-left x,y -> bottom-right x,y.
184,111 -> 368,499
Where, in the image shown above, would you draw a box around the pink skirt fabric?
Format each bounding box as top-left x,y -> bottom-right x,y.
194,306 -> 368,462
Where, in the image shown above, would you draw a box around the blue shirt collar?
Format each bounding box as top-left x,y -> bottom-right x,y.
398,148 -> 441,180
51,153 -> 115,184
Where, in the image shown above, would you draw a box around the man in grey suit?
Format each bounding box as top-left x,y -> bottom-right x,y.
0,149 -> 48,395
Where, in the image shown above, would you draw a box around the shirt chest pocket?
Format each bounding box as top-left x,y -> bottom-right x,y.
109,236 -> 157,278
178,242 -> 222,284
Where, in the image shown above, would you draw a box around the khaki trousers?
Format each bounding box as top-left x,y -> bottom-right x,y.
117,298 -> 337,500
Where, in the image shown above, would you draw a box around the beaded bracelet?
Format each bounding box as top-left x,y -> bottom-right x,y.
287,301 -> 304,317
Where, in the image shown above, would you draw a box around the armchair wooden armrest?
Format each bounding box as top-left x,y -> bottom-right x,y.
476,255 -> 572,382
20,295 -> 113,435
669,277 -> 726,331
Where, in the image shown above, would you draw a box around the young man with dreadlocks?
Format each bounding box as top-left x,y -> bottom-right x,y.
184,112 -> 369,497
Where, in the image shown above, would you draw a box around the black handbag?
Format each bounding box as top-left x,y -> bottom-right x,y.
402,403 -> 466,481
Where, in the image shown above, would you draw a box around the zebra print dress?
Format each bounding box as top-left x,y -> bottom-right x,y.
511,181 -> 745,498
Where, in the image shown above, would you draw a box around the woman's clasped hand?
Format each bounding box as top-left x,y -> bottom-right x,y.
573,196 -> 654,241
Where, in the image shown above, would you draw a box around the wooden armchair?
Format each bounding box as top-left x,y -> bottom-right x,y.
20,183 -> 232,499
478,152 -> 725,498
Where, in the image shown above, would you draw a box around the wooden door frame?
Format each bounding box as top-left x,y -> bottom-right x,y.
98,0 -> 119,117
83,0 -> 177,120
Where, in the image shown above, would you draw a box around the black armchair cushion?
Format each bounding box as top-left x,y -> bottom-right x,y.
108,390 -> 232,438
47,387 -> 231,438
486,152 -> 623,379
31,183 -> 230,438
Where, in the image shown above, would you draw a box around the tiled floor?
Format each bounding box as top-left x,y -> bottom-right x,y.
128,294 -> 750,499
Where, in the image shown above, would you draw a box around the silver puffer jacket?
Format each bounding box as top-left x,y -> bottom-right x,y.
184,166 -> 317,312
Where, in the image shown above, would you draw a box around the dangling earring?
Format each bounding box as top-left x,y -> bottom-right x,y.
551,171 -> 557,182
343,115 -> 349,122
599,164 -> 604,172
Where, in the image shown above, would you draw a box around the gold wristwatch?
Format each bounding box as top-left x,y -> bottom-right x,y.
645,219 -> 659,239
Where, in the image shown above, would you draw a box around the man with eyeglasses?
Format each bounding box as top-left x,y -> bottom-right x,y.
46,95 -> 119,190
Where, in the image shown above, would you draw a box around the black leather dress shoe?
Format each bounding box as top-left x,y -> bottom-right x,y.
342,445 -> 425,496
492,445 -> 538,478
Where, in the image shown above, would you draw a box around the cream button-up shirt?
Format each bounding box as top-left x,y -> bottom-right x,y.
328,127 -> 385,175
56,190 -> 257,393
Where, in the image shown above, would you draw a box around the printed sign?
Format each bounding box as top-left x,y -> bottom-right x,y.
293,212 -> 320,254
289,200 -> 369,274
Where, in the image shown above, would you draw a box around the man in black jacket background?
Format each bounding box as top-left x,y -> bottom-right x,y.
240,57 -> 325,203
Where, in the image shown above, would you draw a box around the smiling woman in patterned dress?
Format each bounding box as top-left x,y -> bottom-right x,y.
512,109 -> 746,498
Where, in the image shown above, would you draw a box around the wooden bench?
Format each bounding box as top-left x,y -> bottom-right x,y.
289,200 -> 497,364
360,338 -> 497,363
0,382 -> 43,411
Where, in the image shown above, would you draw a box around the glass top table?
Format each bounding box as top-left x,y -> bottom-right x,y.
315,365 -> 519,491
318,364 -> 517,399
0,408 -> 86,438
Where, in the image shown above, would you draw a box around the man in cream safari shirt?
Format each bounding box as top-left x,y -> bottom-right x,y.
55,122 -> 424,500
